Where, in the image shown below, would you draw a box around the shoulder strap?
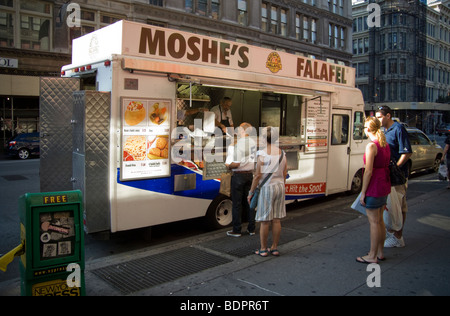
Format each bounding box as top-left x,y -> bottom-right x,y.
258,151 -> 284,188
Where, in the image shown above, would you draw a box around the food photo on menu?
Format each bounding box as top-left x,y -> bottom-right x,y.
121,99 -> 171,180
124,100 -> 147,126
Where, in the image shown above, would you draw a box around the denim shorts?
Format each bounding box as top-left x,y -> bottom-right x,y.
365,196 -> 388,209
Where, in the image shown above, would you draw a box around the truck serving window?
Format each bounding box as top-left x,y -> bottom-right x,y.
176,83 -> 305,139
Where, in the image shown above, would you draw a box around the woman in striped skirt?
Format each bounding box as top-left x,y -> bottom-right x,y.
248,127 -> 288,257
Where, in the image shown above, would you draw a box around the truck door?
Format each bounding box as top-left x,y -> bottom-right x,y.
327,109 -> 351,194
40,77 -> 80,192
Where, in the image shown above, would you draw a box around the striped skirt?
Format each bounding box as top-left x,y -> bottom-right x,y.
255,182 -> 286,222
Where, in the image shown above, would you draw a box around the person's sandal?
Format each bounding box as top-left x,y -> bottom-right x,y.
269,248 -> 280,256
255,249 -> 268,257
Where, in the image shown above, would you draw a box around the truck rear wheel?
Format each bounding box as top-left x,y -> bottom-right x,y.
204,194 -> 232,230
350,169 -> 363,194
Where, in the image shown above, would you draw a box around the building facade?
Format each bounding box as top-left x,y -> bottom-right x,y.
0,0 -> 353,147
353,0 -> 450,132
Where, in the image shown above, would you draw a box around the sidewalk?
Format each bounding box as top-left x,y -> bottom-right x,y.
1,181 -> 449,296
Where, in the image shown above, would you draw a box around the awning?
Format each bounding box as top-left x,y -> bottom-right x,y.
122,56 -> 337,97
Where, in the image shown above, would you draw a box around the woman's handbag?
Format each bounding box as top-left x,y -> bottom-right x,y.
250,152 -> 284,211
249,187 -> 260,210
389,159 -> 406,186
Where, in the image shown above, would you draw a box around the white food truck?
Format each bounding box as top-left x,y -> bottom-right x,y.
41,20 -> 368,234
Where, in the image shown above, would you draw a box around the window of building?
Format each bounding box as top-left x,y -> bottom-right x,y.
0,0 -> 13,7
186,0 -> 220,18
211,0 -> 220,19
328,0 -> 341,15
186,0 -> 193,13
270,6 -> 278,34
389,58 -> 397,74
388,32 -> 397,50
149,0 -> 163,6
262,3 -> 288,37
0,11 -> 14,48
400,82 -> 406,101
329,23 -> 345,49
399,58 -> 406,74
357,62 -> 369,77
18,0 -> 52,51
389,82 -> 397,101
280,9 -> 287,36
303,17 -> 309,41
329,24 -> 332,46
238,0 -> 247,26
311,18 -> 317,43
334,25 -> 339,48
380,59 -> 386,75
262,3 -> 269,32
198,0 -> 207,16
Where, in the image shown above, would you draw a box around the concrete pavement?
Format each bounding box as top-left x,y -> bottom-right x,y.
87,178 -> 450,296
1,171 -> 449,297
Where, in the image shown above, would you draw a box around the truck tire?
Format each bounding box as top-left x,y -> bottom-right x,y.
350,169 -> 363,194
204,194 -> 232,230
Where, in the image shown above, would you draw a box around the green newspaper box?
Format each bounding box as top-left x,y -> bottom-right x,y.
19,190 -> 85,296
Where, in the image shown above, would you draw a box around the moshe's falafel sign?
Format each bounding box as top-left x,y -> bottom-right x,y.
72,21 -> 355,87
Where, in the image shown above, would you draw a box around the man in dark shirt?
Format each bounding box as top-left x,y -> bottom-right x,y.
376,106 -> 412,248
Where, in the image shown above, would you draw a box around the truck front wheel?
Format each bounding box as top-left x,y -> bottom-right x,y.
204,194 -> 232,230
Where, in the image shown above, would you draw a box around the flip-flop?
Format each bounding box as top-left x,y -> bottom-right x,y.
367,253 -> 386,261
356,256 -> 378,264
255,249 -> 268,257
269,249 -> 280,256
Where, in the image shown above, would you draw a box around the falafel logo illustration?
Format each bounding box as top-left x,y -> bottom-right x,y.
266,52 -> 282,73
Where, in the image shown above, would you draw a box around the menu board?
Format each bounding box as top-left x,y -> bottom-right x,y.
305,96 -> 330,153
121,98 -> 171,181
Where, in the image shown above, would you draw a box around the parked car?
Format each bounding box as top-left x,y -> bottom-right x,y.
406,128 -> 443,174
5,132 -> 40,160
436,124 -> 450,136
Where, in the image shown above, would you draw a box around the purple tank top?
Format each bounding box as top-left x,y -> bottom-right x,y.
363,140 -> 391,197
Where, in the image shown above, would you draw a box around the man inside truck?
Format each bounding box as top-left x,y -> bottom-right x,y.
211,97 -> 234,134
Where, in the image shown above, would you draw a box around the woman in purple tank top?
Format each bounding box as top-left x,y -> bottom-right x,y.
356,117 -> 391,264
